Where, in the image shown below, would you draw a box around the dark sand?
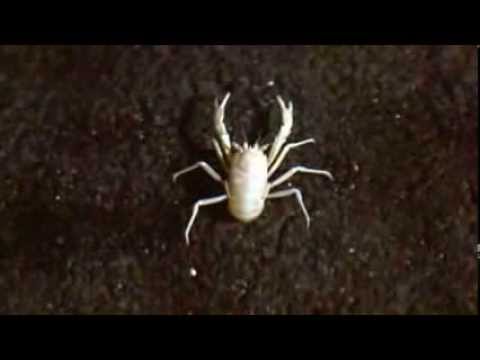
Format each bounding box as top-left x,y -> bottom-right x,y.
0,46 -> 477,314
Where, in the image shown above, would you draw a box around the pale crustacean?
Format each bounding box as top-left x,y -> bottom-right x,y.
173,93 -> 333,245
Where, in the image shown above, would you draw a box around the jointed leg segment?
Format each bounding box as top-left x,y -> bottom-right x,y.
184,194 -> 227,245
267,187 -> 311,228
172,161 -> 223,183
267,138 -> 316,176
270,166 -> 334,189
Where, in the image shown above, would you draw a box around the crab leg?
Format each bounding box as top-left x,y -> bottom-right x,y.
267,138 -> 315,177
267,187 -> 311,228
172,161 -> 223,183
184,194 -> 227,245
270,166 -> 334,189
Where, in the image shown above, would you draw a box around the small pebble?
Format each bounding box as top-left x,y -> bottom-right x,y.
189,267 -> 197,277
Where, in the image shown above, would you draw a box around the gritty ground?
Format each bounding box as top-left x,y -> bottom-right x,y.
0,46 -> 477,314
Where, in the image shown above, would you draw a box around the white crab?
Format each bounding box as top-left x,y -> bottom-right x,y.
173,93 -> 333,245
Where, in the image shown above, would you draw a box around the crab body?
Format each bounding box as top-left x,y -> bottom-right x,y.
172,93 -> 334,245
227,144 -> 269,222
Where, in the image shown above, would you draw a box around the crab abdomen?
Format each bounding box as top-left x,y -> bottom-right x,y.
227,149 -> 269,222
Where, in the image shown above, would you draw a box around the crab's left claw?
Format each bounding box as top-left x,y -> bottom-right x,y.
214,92 -> 232,156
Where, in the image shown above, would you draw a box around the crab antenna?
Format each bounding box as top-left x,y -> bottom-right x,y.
255,132 -> 265,146
240,120 -> 249,146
